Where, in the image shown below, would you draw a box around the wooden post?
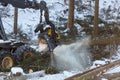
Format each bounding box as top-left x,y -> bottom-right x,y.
14,8 -> 18,35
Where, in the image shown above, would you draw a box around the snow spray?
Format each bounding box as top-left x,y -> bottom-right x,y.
52,37 -> 91,71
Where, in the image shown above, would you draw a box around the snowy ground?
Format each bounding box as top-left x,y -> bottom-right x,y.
0,68 -> 80,80
0,57 -> 120,80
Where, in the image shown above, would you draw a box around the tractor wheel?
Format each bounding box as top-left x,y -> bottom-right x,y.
0,51 -> 14,71
14,46 -> 35,63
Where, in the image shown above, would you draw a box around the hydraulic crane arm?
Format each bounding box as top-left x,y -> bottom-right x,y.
0,0 -> 56,40
0,0 -> 49,22
0,0 -> 39,9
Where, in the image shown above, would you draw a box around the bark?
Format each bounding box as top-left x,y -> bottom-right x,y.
14,8 -> 18,35
67,0 -> 76,38
94,0 -> 99,38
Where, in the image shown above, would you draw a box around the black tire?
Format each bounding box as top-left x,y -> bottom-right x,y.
0,51 -> 14,71
14,46 -> 35,63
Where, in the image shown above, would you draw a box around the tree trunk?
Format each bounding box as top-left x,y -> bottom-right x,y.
67,0 -> 76,38
64,0 -> 67,4
94,0 -> 99,38
14,8 -> 18,35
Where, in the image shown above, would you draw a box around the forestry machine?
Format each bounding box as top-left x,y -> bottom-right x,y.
0,0 -> 60,71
